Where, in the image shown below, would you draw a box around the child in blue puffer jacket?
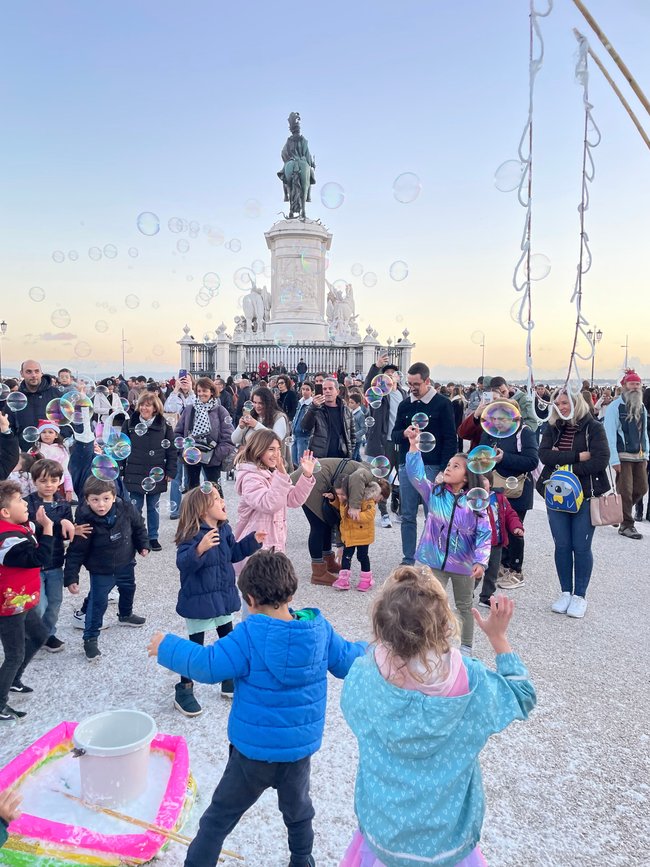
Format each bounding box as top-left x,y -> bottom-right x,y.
172,483 -> 264,717
148,548 -> 366,867
340,566 -> 536,867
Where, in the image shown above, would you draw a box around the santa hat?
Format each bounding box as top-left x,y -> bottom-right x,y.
38,419 -> 60,434
621,369 -> 642,386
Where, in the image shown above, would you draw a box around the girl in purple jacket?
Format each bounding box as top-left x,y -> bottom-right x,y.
405,426 -> 491,655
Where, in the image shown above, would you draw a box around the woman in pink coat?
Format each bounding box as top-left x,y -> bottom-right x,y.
233,428 -> 317,574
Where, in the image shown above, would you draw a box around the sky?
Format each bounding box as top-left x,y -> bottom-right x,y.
1,0 -> 648,383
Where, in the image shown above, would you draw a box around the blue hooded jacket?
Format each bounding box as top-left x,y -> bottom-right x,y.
158,609 -> 367,761
341,650 -> 536,867
176,521 -> 260,620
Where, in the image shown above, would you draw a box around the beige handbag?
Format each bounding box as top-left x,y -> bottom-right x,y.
589,466 -> 623,526
492,470 -> 526,498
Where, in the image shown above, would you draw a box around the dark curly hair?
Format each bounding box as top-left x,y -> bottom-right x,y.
237,549 -> 298,609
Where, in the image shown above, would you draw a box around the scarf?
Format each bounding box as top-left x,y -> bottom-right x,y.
192,396 -> 218,439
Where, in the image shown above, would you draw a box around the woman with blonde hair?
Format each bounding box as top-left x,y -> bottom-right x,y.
122,392 -> 176,551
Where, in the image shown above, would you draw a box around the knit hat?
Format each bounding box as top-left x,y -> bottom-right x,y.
38,419 -> 60,434
621,369 -> 642,386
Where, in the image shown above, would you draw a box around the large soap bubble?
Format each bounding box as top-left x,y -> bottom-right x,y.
142,477 -> 157,492
108,433 -> 132,461
412,412 -> 429,430
320,182 -> 345,209
418,432 -> 436,453
393,172 -> 421,204
494,160 -> 526,192
22,426 -> 40,444
134,422 -> 148,436
137,212 -> 160,235
61,393 -> 93,425
480,400 -> 521,438
150,467 -> 165,483
6,393 -> 28,412
46,397 -> 72,425
466,487 -> 489,512
370,456 -> 391,478
91,454 -> 120,482
183,446 -> 201,465
467,445 -> 497,474
365,388 -> 383,409
371,374 -> 393,396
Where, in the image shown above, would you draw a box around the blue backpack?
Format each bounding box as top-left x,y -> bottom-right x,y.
544,468 -> 584,513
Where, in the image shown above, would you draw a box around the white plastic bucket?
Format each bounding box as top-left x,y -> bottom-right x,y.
73,710 -> 157,808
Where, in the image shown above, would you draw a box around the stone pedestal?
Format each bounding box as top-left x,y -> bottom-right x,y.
264,219 -> 332,341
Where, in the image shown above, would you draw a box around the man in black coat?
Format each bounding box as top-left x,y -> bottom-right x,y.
301,378 -> 355,459
0,412 -> 19,480
9,360 -> 62,449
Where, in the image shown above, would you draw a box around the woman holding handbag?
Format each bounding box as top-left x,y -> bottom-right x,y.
478,400 -> 539,590
537,388 -> 610,619
175,378 -> 235,491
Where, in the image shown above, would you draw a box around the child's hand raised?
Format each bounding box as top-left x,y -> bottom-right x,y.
147,631 -> 165,658
35,506 -> 54,532
197,528 -> 220,554
299,450 -> 318,477
404,425 -> 420,450
255,530 -> 268,544
472,594 -> 514,655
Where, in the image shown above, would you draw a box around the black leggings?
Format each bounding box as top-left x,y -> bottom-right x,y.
341,545 -> 370,571
186,463 -> 222,490
303,507 -> 333,561
181,621 -> 233,684
501,510 -> 526,571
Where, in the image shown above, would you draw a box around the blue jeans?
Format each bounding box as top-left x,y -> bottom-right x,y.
84,564 -> 136,641
169,460 -> 185,517
36,567 -> 64,637
129,491 -> 160,541
291,436 -> 310,467
398,463 -> 440,565
546,501 -> 595,597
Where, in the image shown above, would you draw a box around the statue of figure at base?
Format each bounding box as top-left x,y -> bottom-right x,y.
277,112 -> 316,220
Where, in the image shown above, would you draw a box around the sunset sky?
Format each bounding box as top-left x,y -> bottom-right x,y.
1,0 -> 648,383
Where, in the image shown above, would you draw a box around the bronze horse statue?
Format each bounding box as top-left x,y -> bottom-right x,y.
277,112 -> 316,220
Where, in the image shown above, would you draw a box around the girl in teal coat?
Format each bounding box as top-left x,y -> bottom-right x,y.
340,566 -> 536,867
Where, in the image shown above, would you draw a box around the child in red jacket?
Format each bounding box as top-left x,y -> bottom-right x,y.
477,472 -> 524,608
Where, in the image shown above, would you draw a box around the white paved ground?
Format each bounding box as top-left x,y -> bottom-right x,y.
2,481 -> 648,866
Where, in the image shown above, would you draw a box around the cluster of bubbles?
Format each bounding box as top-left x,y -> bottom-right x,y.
467,446 -> 497,474
174,435 -> 201,466
196,272 -> 221,308
479,401 -> 521,438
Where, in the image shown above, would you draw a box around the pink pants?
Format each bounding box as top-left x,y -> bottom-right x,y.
339,830 -> 488,867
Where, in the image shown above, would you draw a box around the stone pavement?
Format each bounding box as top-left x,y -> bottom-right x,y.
2,477 -> 648,866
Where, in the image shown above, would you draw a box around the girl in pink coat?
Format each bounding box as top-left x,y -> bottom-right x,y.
233,429 -> 317,574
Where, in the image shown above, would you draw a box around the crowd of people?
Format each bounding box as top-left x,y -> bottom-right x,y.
0,352 -> 648,866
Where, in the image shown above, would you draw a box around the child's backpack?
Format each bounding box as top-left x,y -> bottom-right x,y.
544,467 -> 584,513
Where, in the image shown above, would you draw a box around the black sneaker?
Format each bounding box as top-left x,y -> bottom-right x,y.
118,613 -> 146,627
221,679 -> 234,699
84,639 -> 101,661
45,635 -> 65,653
288,856 -> 315,867
174,683 -> 202,717
0,705 -> 26,721
10,681 -> 33,694
149,540 -> 162,551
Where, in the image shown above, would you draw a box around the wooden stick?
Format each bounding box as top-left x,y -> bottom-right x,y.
571,0 -> 650,117
574,30 -> 650,151
53,790 -> 244,860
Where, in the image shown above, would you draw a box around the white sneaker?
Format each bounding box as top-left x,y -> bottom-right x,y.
380,514 -> 392,529
551,592 -> 572,614
566,595 -> 587,619
72,610 -> 109,630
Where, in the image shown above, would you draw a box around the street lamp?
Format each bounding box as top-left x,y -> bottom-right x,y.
586,326 -> 603,386
0,321 -> 7,381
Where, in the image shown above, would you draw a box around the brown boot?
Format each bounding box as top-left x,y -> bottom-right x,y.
310,561 -> 337,586
324,552 -> 341,574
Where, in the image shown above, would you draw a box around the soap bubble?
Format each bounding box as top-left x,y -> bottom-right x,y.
128,247 -> 139,258
92,455 -> 120,482
529,253 -> 551,281
480,400 -> 521,438
494,160 -> 526,192
76,374 -> 96,396
393,172 -> 421,204
28,286 -> 45,302
95,320 -> 109,333
365,388 -> 383,409
6,392 -> 28,412
68,250 -> 79,261
371,374 -> 393,396
184,437 -> 196,448
0,384 -> 8,401
229,239 -> 242,253
52,250 -> 65,263
174,436 -> 185,448
244,199 -> 262,218
177,239 -> 190,254
321,182 -> 345,209
467,445 -> 497,473
418,432 -> 436,453
142,476 -> 157,492
120,398 -> 130,413
74,341 -> 91,358
61,393 -> 93,425
137,212 -> 160,235
470,330 -> 484,345
183,446 -> 201,465
351,263 -> 363,277
234,267 -> 255,290
242,401 -> 254,414
161,439 -> 171,449
362,272 -> 377,288
88,246 -> 103,261
125,294 -> 140,309
370,456 -> 391,478
466,487 -> 489,512
150,467 -> 165,483
152,301 -> 160,309
22,426 -> 40,443
505,476 -> 520,491
134,422 -> 148,436
46,398 -> 72,425
195,294 -> 209,308
251,259 -> 265,275
103,244 -> 118,259
274,331 -> 293,348
51,309 -> 71,329
200,481 -> 214,494
365,417 -> 375,429
389,260 -> 408,281
168,217 -> 184,233
108,434 -> 131,461
312,460 -> 322,474
412,412 -> 429,430
286,436 -> 295,446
